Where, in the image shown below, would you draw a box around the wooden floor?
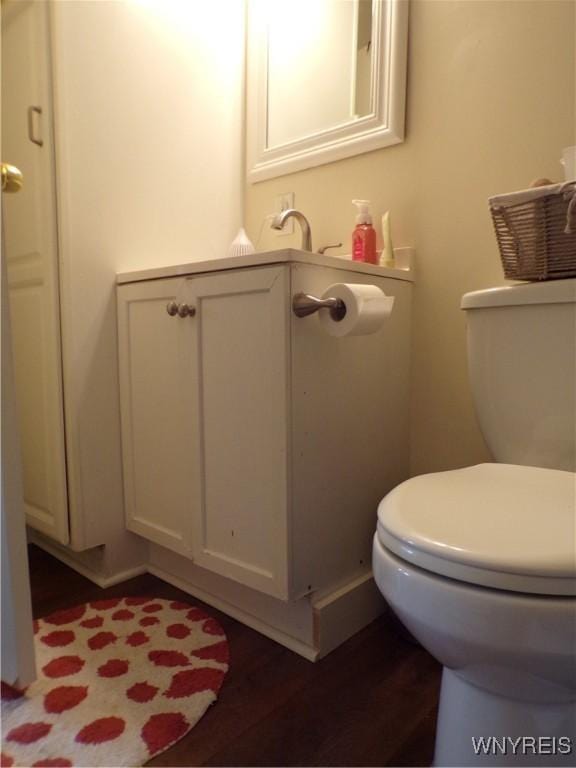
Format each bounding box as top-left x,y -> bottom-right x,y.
28,544 -> 441,767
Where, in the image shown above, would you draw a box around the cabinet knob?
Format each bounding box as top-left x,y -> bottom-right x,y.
166,301 -> 196,318
166,301 -> 179,316
177,303 -> 196,318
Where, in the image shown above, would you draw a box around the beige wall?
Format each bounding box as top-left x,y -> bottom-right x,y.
245,0 -> 575,477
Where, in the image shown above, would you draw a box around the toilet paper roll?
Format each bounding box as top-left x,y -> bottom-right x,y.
319,283 -> 394,337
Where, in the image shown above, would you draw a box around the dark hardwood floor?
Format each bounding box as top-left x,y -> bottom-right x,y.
28,544 -> 440,767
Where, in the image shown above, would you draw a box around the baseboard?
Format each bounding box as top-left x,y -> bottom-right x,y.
29,533 -> 148,588
89,564 -> 149,588
313,571 -> 386,658
30,534 -> 383,661
148,564 -> 319,662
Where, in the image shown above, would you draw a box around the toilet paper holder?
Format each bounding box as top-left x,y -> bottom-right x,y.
292,293 -> 346,320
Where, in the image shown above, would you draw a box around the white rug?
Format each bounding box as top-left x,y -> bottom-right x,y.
1,597 -> 229,767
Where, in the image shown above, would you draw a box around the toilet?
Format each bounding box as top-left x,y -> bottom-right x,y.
372,278 -> 576,767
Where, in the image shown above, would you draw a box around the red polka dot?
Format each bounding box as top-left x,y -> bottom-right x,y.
40,630 -> 75,648
0,753 -> 14,767
169,600 -> 191,610
80,616 -> 104,629
192,640 -> 229,664
124,596 -> 151,606
141,712 -> 188,754
7,722 -> 52,744
164,667 -> 225,699
202,618 -> 223,636
142,603 -> 163,613
148,649 -> 190,667
32,760 -> 72,767
44,686 -> 88,714
126,682 -> 158,703
111,608 -> 134,621
42,655 -> 85,678
87,631 -> 117,650
1,682 -> 25,700
33,620 -> 40,634
98,659 -> 129,678
89,598 -> 121,611
126,631 -> 149,647
43,605 -> 86,626
166,623 -> 191,639
186,607 -> 208,622
76,716 -> 125,744
139,617 -> 160,627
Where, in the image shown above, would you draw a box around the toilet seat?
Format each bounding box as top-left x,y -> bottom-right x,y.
377,463 -> 576,596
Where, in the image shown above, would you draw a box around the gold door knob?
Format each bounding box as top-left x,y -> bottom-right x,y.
1,163 -> 23,193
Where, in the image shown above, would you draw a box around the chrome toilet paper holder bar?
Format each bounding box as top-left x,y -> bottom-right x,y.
292,293 -> 346,320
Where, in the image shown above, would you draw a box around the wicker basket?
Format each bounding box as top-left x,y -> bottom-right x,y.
489,181 -> 576,281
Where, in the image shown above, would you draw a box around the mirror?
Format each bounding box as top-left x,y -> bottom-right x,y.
247,0 -> 409,182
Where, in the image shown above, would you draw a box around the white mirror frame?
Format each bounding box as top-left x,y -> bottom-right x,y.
246,0 -> 409,183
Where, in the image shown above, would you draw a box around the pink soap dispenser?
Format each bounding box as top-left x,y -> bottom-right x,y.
352,199 -> 377,264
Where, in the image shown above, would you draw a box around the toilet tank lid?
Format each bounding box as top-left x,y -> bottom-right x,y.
461,278 -> 576,309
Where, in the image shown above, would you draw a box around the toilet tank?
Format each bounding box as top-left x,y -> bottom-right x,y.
461,279 -> 576,472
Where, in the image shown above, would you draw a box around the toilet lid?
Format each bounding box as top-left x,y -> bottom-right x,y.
377,464 -> 576,596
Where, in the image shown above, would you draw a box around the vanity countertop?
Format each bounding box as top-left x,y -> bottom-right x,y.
116,249 -> 414,285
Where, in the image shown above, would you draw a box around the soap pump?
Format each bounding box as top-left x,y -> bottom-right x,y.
352,199 -> 377,264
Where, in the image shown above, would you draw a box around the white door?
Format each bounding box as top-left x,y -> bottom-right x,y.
117,277 -> 197,557
2,0 -> 69,544
188,266 -> 290,599
1,165 -> 37,689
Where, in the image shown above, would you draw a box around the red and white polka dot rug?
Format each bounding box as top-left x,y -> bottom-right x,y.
1,597 -> 229,767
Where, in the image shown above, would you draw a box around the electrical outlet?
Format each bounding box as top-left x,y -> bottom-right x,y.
274,192 -> 295,235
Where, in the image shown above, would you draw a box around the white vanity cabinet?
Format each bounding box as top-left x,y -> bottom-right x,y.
117,266 -> 291,598
117,251 -> 412,603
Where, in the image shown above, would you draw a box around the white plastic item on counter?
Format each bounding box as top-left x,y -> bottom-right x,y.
380,212 -> 394,267
227,227 -> 255,257
393,246 -> 414,272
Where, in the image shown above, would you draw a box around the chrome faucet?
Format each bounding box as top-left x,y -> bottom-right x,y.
271,209 -> 312,252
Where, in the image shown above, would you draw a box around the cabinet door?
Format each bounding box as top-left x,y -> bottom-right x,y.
187,266 -> 290,599
117,278 -> 197,557
2,0 -> 69,544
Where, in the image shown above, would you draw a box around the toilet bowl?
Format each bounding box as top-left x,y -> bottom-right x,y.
373,279 -> 576,766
